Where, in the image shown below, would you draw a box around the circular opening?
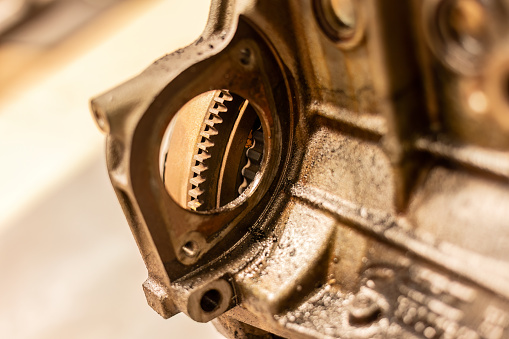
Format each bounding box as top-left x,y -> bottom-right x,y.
160,90 -> 266,212
438,0 -> 487,57
200,289 -> 222,313
181,240 -> 199,258
330,0 -> 356,29
314,0 -> 357,42
239,48 -> 252,65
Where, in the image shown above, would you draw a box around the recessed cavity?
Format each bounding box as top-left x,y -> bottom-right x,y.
160,90 -> 266,212
314,0 -> 357,42
200,289 -> 222,313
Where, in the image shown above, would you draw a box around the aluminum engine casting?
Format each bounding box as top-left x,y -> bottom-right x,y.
91,0 -> 509,338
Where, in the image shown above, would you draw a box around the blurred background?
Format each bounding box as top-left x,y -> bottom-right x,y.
0,0 -> 224,337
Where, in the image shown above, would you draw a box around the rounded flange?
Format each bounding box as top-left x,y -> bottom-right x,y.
313,0 -> 366,50
117,21 -> 292,270
187,279 -> 234,323
422,0 -> 490,76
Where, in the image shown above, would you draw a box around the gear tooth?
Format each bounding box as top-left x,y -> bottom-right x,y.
219,90 -> 233,101
190,175 -> 206,186
187,89 -> 234,209
207,114 -> 223,124
210,102 -> 228,114
252,141 -> 264,153
246,148 -> 263,162
238,178 -> 249,195
242,167 -> 258,181
237,124 -> 264,195
240,158 -> 252,175
200,126 -> 218,138
194,151 -> 211,162
198,139 -> 214,150
188,187 -> 204,199
187,199 -> 202,210
253,130 -> 264,142
192,163 -> 208,174
204,114 -> 223,127
241,158 -> 259,180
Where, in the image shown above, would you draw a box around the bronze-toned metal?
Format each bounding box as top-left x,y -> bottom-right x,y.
91,0 -> 509,337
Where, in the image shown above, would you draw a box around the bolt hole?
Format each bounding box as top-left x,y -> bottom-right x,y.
200,289 -> 222,313
330,0 -> 356,29
440,0 -> 486,56
314,0 -> 357,42
239,48 -> 251,65
182,241 -> 199,258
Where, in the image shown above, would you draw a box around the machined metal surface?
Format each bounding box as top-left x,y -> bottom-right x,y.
91,0 -> 509,338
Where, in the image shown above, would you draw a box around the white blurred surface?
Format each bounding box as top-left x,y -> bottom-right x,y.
0,156 -> 223,339
0,0 -> 224,337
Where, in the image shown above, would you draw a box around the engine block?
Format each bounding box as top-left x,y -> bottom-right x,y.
91,0 -> 509,337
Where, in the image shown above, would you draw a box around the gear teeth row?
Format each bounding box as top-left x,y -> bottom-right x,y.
188,89 -> 233,210
238,128 -> 264,195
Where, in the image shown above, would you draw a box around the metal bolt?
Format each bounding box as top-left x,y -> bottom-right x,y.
182,240 -> 199,258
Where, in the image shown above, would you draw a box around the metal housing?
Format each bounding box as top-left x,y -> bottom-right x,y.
91,0 -> 509,337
